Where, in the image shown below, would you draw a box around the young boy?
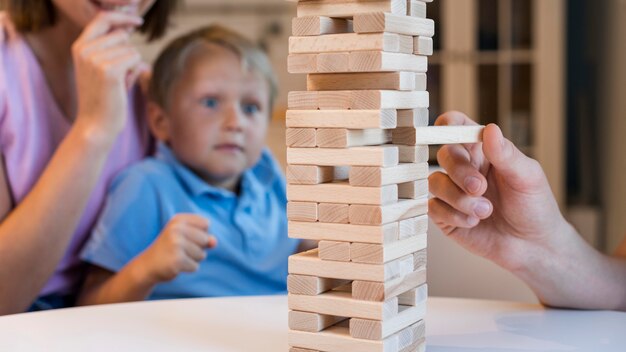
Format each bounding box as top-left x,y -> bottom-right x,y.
78,25 -> 301,304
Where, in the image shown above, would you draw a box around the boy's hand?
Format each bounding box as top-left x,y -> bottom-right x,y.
137,214 -> 217,284
428,112 -> 570,272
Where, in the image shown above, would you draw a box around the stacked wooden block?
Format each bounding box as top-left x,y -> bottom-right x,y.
286,1 -> 482,351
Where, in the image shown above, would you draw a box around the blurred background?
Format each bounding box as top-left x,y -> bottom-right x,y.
4,0 -> 623,302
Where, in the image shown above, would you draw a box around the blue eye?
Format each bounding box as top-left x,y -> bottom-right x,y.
242,103 -> 260,115
202,98 -> 219,109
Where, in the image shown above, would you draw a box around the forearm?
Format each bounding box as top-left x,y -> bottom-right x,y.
78,261 -> 157,306
0,122 -> 115,314
513,222 -> 626,311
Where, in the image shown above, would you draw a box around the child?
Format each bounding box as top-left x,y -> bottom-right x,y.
78,25 -> 301,304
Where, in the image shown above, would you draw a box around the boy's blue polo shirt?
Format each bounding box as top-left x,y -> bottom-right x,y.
81,143 -> 299,300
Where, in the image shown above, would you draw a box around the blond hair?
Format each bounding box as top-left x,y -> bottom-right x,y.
149,25 -> 278,112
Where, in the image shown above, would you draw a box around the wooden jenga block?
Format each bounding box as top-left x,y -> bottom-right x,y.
350,304 -> 426,340
404,179 -> 429,198
286,109 -> 397,129
349,163 -> 428,187
398,215 -> 429,239
291,90 -> 429,110
289,290 -> 399,320
287,145 -> 399,167
317,52 -> 350,73
288,182 -> 398,205
413,248 -> 427,271
292,16 -> 352,36
307,72 -> 417,91
288,91 -> 319,110
287,128 -> 317,147
397,284 -> 428,306
413,36 -> 433,56
350,234 -> 426,264
415,73 -> 427,91
352,267 -> 427,301
289,221 -> 398,244
317,90 -> 352,110
288,274 -> 351,296
289,310 -> 348,332
316,128 -> 391,148
288,201 -> 319,222
289,32 -> 407,54
397,109 -> 428,127
398,145 -> 429,163
353,12 -> 434,37
296,0 -> 407,19
349,198 -> 428,225
288,53 -> 318,74
392,126 -> 485,145
287,165 -> 335,185
319,240 -> 351,261
289,249 -> 413,282
408,0 -> 427,18
317,203 -> 350,223
349,51 -> 427,73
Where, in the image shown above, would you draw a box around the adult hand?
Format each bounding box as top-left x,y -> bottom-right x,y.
428,111 -> 569,272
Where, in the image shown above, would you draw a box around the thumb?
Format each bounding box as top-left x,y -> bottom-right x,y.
482,124 -> 543,189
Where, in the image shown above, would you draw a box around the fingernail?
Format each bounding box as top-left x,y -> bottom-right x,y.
464,176 -> 481,194
474,201 -> 491,218
467,216 -> 479,227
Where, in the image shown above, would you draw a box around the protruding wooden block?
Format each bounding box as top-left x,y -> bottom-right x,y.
349,51 -> 428,73
287,128 -> 317,147
289,32 -> 406,54
319,240 -> 351,262
288,274 -> 351,296
287,165 -> 338,185
288,91 -> 318,110
318,203 -> 350,223
289,310 -> 348,332
353,12 -> 434,37
288,145 -> 399,167
352,267 -> 427,301
308,72 -> 417,91
289,290 -> 398,320
317,52 -> 349,73
398,145 -> 429,163
289,221 -> 398,244
398,215 -> 429,239
399,179 -> 429,199
350,233 -> 427,264
292,16 -> 352,36
289,249 -> 413,282
286,109 -> 397,129
288,202 -> 318,222
288,53 -> 318,74
397,109 -> 428,127
350,304 -> 426,340
290,90 -> 429,110
296,0 -> 407,19
415,73 -> 427,91
316,128 -> 391,148
408,0 -> 427,18
414,36 -> 433,56
392,126 -> 485,145
349,163 -> 428,187
288,182 -> 398,205
398,284 -> 428,306
349,198 -> 428,225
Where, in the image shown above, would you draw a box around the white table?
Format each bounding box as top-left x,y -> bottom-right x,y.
0,296 -> 623,351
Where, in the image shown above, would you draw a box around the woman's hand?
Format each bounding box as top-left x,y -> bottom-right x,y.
72,12 -> 145,143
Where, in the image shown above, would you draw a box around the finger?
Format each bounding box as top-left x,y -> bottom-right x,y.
125,63 -> 145,89
102,51 -> 142,81
481,124 -> 544,190
429,171 -> 493,219
179,257 -> 200,273
429,197 -> 480,232
437,145 -> 488,196
172,214 -> 211,231
434,111 -> 479,127
182,241 -> 207,262
183,227 -> 214,248
79,12 -> 143,41
90,45 -> 135,64
80,30 -> 130,57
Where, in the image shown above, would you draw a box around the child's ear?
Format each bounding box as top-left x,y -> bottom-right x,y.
147,101 -> 171,142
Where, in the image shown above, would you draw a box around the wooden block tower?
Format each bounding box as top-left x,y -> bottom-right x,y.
285,1 -> 483,351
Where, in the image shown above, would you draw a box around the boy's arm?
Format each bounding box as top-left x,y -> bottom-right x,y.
78,262 -> 157,305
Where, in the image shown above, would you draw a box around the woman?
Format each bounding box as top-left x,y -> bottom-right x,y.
0,0 -> 177,314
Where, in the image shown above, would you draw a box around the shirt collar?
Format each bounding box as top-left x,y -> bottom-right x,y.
155,142 -> 274,199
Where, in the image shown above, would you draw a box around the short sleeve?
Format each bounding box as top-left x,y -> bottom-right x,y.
80,168 -> 163,272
